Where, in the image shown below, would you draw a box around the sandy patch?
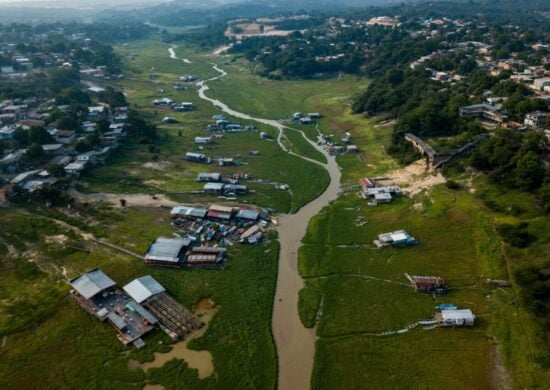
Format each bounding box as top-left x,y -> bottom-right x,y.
45,235 -> 69,245
384,160 -> 446,196
144,180 -> 165,187
69,188 -> 179,208
142,161 -> 170,170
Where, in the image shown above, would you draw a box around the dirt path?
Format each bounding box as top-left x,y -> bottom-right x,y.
68,187 -> 179,208
212,44 -> 233,56
197,62 -> 342,390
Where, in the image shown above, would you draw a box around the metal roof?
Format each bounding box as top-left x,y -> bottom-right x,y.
70,268 -> 116,299
441,309 -> 475,321
123,275 -> 166,304
107,312 -> 127,330
145,237 -> 191,263
204,182 -> 224,190
170,206 -> 208,218
236,209 -> 259,220
390,232 -> 409,242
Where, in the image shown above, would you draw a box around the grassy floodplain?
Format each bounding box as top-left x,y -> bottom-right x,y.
1,35 -> 548,390
0,38 -> 368,389
294,103 -> 550,387
83,40 -> 333,213
0,205 -> 279,389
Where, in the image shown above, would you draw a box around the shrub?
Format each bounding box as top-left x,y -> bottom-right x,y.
445,180 -> 461,190
496,222 -> 536,248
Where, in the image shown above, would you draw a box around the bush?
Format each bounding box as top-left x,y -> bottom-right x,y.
496,222 -> 537,248
445,180 -> 461,190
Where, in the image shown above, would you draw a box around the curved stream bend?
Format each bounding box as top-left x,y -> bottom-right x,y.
196,63 -> 341,390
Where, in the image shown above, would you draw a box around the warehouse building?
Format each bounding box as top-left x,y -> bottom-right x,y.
170,205 -> 208,219
145,237 -> 192,267
70,269 -> 158,348
123,275 -> 202,340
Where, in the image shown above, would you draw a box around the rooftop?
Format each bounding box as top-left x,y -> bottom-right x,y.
70,268 -> 116,300
145,237 -> 191,263
123,275 -> 166,304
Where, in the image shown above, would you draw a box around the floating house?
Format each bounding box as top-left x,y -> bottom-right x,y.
185,246 -> 226,267
70,269 -> 157,348
185,152 -> 210,164
195,136 -> 213,144
123,275 -> 202,340
196,172 -> 222,182
145,237 -> 192,267
204,182 -> 225,195
406,274 -> 447,294
375,230 -> 417,248
437,309 -> 476,327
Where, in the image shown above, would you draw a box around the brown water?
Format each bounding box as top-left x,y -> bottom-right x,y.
134,299 -> 219,380
272,153 -> 340,390
197,64 -> 342,389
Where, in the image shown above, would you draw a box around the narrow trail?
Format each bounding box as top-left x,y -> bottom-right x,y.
196,62 -> 342,390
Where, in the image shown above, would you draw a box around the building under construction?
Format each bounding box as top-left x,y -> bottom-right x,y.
123,275 -> 202,340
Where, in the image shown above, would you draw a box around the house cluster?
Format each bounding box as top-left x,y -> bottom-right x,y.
170,203 -> 270,246
185,151 -> 239,168
0,33 -> 122,79
359,177 -> 403,205
404,276 -> 477,327
320,131 -> 359,155
197,171 -> 249,197
152,98 -> 193,112
143,204 -> 269,268
291,112 -> 321,125
1,96 -> 129,200
206,114 -> 256,132
70,269 -> 202,348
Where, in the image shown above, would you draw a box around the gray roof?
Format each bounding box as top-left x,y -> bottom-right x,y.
70,268 -> 116,299
236,209 -> 260,220
170,206 -> 208,218
123,275 -> 166,303
107,311 -> 127,330
145,237 -> 191,263
204,182 -> 224,190
130,302 -> 158,324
